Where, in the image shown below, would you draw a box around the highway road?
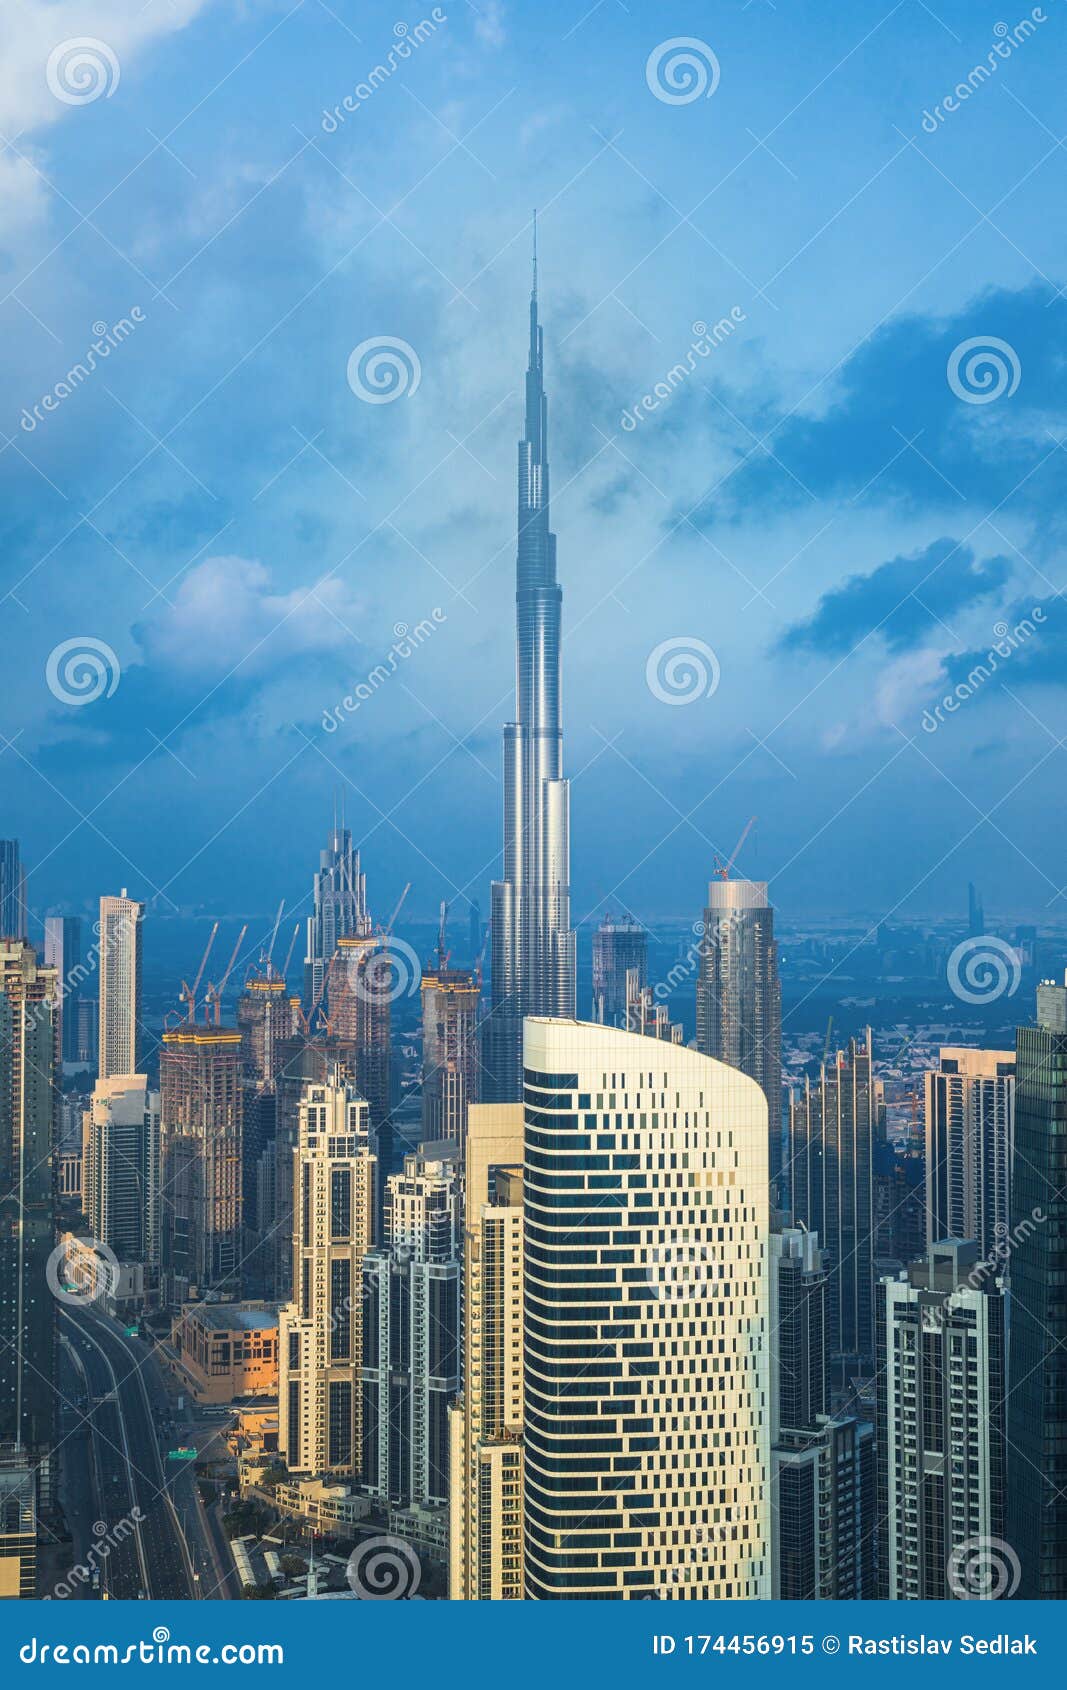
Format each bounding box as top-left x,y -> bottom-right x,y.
60,1306 -> 196,1599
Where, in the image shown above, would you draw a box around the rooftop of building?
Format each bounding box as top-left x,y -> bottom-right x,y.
186,1304 -> 278,1333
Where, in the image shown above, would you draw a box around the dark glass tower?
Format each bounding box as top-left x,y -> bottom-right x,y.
1008,977 -> 1067,1597
485,230 -> 575,1100
789,1032 -> 877,1370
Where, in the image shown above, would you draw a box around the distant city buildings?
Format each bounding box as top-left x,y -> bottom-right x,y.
1009,976 -> 1067,1599
0,841 -> 26,941
877,1240 -> 1006,1600
420,957 -> 480,1147
303,823 -> 370,1012
449,1102 -> 525,1601
697,876 -> 783,1197
363,1150 -> 461,1510
43,915 -> 83,1066
0,942 -> 58,1511
278,1074 -> 374,1478
769,1225 -> 875,1600
84,1074 -> 160,1270
97,890 -> 143,1081
522,1018 -> 771,1598
160,1024 -> 244,1302
925,1046 -> 1015,1259
592,911 -> 647,1027
789,1033 -> 878,1372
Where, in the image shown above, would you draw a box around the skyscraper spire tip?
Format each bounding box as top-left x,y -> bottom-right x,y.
532,208 -> 538,303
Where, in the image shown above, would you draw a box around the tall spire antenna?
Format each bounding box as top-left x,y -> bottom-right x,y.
532,208 -> 538,303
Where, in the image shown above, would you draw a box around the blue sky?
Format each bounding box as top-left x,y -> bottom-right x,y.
3,0 -> 1067,933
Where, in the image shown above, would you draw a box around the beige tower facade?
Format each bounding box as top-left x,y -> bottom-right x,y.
278,1075 -> 374,1477
523,1018 -> 771,1599
448,1103 -> 525,1600
97,890 -> 143,1081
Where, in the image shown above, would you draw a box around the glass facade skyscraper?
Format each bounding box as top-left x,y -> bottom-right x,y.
522,1017 -> 770,1599
485,241 -> 575,1102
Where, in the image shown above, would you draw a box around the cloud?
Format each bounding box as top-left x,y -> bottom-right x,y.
135,554 -> 367,678
690,282 -> 1067,532
0,1 -> 214,137
779,539 -> 1012,657
474,1 -> 506,49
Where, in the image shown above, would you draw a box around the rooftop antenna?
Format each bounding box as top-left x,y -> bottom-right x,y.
532,207 -> 538,301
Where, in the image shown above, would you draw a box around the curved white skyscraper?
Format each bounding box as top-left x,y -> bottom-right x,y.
522,1018 -> 771,1599
485,235 -> 576,1101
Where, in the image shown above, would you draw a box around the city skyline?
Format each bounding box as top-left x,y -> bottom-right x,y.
3,0 -> 1067,1616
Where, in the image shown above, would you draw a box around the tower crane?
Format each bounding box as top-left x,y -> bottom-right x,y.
714,815 -> 757,881
180,921 -> 218,1024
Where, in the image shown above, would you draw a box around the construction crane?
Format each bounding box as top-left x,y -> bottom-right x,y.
381,882 -> 411,939
474,921 -> 490,987
205,924 -> 247,1025
180,921 -> 218,1025
436,899 -> 450,971
281,921 -> 300,984
714,815 -> 757,881
264,899 -> 285,974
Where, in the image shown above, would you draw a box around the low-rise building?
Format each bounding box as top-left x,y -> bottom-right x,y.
170,1304 -> 278,1404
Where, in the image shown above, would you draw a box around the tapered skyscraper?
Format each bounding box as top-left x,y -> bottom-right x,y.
485,229 -> 575,1101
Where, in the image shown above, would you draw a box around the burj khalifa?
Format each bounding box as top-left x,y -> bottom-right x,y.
484,229 -> 576,1101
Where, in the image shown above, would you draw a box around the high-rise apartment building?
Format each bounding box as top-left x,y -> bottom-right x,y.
0,842 -> 26,941
325,936 -> 392,1185
877,1240 -> 1007,1600
237,966 -> 292,1089
925,1047 -> 1015,1259
363,1151 -> 461,1508
485,245 -> 576,1102
303,823 -> 370,1011
0,943 -> 58,1504
625,969 -> 683,1043
420,961 -> 479,1146
696,877 -> 782,1196
592,913 -> 647,1027
278,1075 -> 374,1477
84,1074 -> 160,1268
1008,976 -> 1067,1598
522,1018 -> 770,1599
160,1025 -> 243,1302
0,1464 -> 37,1598
789,1033 -> 877,1368
43,915 -> 83,1066
98,890 -> 143,1081
769,1226 -> 874,1600
449,1102 -> 525,1601
271,1033 -> 357,1301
